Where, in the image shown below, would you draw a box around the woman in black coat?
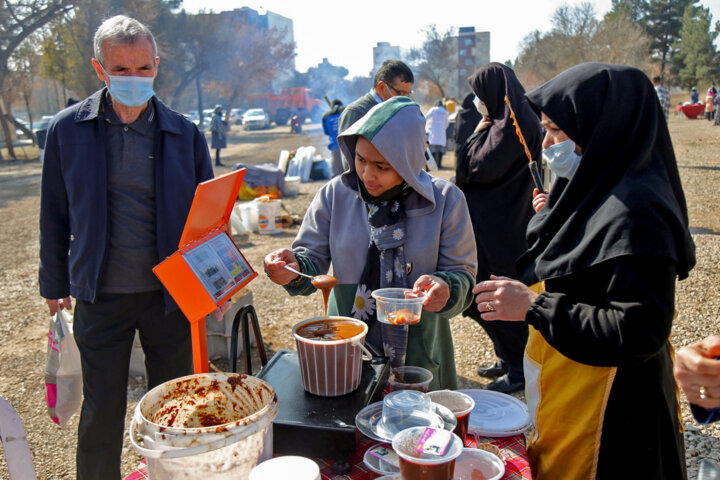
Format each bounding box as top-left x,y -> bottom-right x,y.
455,62 -> 541,393
453,92 -> 481,158
473,63 -> 695,480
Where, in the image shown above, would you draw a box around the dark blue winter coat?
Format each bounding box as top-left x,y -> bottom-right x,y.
39,89 -> 213,310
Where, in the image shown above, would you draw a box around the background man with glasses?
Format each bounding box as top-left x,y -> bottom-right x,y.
338,59 -> 414,170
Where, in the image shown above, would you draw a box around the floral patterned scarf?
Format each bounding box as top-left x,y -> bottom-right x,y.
352,180 -> 411,356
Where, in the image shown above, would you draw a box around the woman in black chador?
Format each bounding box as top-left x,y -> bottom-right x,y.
473,63 -> 696,479
453,92 -> 482,159
455,62 -> 540,393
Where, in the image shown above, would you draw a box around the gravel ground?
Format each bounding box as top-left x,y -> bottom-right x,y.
0,115 -> 718,479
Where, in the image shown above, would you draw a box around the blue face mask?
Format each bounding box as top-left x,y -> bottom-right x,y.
101,65 -> 155,107
543,139 -> 582,179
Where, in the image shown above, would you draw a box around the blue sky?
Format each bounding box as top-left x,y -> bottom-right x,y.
180,0 -> 720,78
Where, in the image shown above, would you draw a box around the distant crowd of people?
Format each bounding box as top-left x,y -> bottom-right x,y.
656,77 -> 720,124
37,13 -> 716,480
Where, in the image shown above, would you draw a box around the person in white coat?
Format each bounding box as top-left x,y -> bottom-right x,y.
425,100 -> 449,168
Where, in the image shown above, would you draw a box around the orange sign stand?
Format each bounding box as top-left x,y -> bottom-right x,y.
153,169 -> 257,374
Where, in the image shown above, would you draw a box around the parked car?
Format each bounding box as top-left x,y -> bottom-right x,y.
202,109 -> 215,125
242,108 -> 270,130
15,116 -> 53,145
184,111 -> 201,125
229,108 -> 245,125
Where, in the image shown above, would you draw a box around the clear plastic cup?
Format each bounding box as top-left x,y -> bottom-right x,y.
427,390 -> 475,444
372,288 -> 426,325
392,426 -> 464,480
384,366 -> 434,395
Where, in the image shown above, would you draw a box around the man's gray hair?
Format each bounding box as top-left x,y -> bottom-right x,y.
93,15 -> 157,65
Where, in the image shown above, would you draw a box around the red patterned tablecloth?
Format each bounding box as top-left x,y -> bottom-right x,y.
315,431 -> 531,479
125,432 -> 531,480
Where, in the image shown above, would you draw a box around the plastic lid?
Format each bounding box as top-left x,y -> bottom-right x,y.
457,389 -> 530,434
249,456 -> 320,480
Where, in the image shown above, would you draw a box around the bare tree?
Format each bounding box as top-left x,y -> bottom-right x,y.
41,0 -> 181,100
592,14 -> 652,70
2,38 -> 44,146
408,24 -> 458,99
549,3 -> 600,69
0,0 -> 73,160
42,7 -> 101,100
207,13 -> 295,116
161,12 -> 228,112
515,3 -> 652,88
514,30 -> 566,88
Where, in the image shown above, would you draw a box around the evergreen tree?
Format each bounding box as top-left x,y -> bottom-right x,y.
645,0 -> 696,79
609,0 -> 648,22
672,4 -> 718,90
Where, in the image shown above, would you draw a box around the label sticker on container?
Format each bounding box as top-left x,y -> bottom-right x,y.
368,445 -> 399,468
415,427 -> 452,456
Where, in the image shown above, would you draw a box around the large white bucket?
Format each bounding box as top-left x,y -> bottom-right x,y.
255,199 -> 282,235
129,373 -> 278,480
284,176 -> 301,196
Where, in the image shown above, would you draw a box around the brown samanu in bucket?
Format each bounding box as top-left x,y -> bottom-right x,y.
150,373 -> 274,430
292,316 -> 371,397
296,318 -> 365,341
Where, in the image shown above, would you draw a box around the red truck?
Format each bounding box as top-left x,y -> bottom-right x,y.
247,87 -> 324,126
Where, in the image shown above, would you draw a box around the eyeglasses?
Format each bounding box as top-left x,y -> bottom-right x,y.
385,83 -> 413,98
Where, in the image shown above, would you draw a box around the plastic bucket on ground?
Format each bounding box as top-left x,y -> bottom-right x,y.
255,198 -> 282,234
129,372 -> 278,480
284,176 -> 301,196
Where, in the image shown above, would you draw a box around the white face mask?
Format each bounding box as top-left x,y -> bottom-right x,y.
473,96 -> 489,117
543,139 -> 582,179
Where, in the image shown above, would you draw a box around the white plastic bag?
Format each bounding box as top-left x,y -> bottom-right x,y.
44,309 -> 83,427
285,146 -> 316,182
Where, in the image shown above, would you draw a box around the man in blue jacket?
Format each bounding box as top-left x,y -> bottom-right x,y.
38,15 -> 214,480
321,98 -> 344,176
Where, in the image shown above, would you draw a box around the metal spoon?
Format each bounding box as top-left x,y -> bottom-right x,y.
283,264 -> 314,279
284,265 -> 338,289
